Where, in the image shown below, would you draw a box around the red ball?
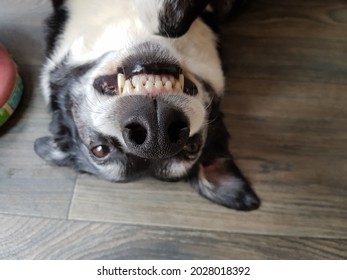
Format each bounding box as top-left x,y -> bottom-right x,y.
0,44 -> 23,126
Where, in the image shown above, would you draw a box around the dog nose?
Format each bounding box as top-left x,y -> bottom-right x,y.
119,96 -> 190,158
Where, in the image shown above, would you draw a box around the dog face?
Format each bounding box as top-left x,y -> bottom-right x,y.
35,0 -> 260,210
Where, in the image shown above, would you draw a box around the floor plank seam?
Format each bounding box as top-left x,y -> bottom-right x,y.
66,174 -> 80,220
2,211 -> 346,241
223,76 -> 347,86
65,216 -> 347,241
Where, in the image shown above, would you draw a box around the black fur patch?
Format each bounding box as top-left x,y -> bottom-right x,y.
158,0 -> 210,37
200,11 -> 220,34
45,0 -> 68,56
158,0 -> 248,37
51,0 -> 65,9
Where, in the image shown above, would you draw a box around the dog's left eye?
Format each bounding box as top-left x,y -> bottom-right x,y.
91,145 -> 111,158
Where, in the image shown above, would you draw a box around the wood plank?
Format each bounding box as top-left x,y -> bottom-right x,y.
222,79 -> 347,122
221,0 -> 347,84
219,78 -> 347,191
0,68 -> 77,218
0,214 -> 345,259
70,171 -> 346,238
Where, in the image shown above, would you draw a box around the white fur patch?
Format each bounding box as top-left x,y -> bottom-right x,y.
42,0 -> 224,100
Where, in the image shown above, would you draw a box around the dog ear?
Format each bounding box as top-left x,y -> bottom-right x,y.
34,115 -> 99,175
34,136 -> 73,167
189,103 -> 260,210
34,89 -> 78,168
190,157 -> 260,210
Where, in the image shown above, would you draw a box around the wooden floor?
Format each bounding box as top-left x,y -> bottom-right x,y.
0,0 -> 346,259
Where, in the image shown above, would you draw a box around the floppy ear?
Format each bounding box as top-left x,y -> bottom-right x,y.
34,131 -> 97,175
34,78 -> 96,173
34,136 -> 73,167
189,104 -> 260,210
190,157 -> 260,210
35,92 -> 75,167
34,88 -> 78,168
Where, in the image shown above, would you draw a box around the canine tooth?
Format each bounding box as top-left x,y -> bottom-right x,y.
117,73 -> 125,93
124,80 -> 133,94
179,74 -> 184,89
169,76 -> 176,85
174,82 -> 181,92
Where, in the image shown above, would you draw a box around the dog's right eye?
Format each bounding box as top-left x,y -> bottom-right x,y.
91,145 -> 111,158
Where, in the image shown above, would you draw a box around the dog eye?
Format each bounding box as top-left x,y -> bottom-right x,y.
91,145 -> 111,158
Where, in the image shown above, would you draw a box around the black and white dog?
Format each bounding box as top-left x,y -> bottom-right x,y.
35,0 -> 260,210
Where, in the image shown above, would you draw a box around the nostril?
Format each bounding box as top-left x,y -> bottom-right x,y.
125,123 -> 147,145
168,121 -> 189,143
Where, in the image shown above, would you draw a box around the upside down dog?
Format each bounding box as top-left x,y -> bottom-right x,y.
35,0 -> 260,210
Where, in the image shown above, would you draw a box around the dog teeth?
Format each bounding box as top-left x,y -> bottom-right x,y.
148,75 -> 155,83
135,82 -> 145,94
117,73 -> 125,93
145,80 -> 154,92
139,75 -> 147,85
155,80 -> 163,89
124,80 -> 133,94
174,81 -> 182,92
155,75 -> 161,82
162,76 -> 169,84
117,73 -> 184,95
131,75 -> 139,84
165,81 -> 173,92
179,74 -> 184,90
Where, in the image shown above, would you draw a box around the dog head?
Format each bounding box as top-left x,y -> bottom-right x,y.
35,0 -> 260,210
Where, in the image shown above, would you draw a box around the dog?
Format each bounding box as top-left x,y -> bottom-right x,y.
35,0 -> 260,210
